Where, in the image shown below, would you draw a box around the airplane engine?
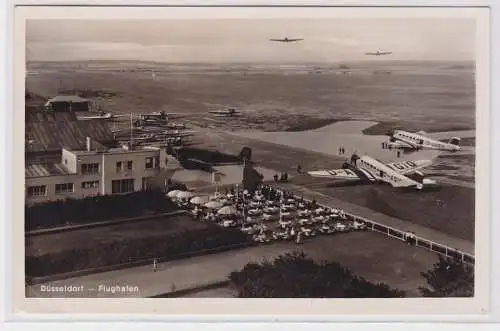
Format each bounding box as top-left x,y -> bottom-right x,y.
448,137 -> 461,146
413,171 -> 437,186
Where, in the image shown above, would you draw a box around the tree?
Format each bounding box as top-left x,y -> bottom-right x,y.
239,147 -> 252,162
419,255 -> 474,297
228,251 -> 405,298
242,163 -> 263,193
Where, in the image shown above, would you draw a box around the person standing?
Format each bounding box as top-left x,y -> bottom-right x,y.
153,258 -> 158,272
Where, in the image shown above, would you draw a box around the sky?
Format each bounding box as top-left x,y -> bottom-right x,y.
26,19 -> 476,63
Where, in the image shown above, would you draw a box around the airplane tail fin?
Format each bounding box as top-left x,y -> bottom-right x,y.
448,137 -> 461,146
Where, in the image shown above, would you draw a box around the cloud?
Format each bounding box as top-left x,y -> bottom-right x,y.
26,18 -> 475,62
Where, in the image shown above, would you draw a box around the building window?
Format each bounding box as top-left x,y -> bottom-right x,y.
55,183 -> 74,194
145,157 -> 154,169
81,163 -> 99,175
27,185 -> 47,197
127,160 -> 133,171
81,180 -> 99,189
116,161 -> 123,173
112,179 -> 135,194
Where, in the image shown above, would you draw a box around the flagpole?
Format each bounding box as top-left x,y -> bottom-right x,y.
130,112 -> 133,147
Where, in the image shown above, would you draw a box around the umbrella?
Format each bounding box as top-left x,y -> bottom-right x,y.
177,191 -> 195,199
209,192 -> 223,201
217,205 -> 238,216
220,199 -> 233,206
204,201 -> 224,209
190,196 -> 209,205
167,190 -> 182,198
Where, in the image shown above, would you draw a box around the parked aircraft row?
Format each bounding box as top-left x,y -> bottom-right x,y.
305,130 -> 462,190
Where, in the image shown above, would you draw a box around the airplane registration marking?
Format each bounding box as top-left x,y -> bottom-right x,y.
327,169 -> 358,178
391,161 -> 417,171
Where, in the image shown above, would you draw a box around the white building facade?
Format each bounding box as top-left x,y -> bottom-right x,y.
25,138 -> 172,205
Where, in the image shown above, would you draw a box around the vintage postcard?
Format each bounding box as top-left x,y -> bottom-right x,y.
12,5 -> 490,317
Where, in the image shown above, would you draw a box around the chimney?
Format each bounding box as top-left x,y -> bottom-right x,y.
86,137 -> 92,152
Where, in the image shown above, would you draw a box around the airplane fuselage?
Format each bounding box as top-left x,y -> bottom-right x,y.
354,156 -> 423,189
209,109 -> 237,117
387,130 -> 460,152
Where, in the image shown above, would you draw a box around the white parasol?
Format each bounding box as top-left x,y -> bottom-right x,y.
204,201 -> 224,209
167,190 -> 182,198
177,191 -> 195,200
190,196 -> 209,205
217,205 -> 238,216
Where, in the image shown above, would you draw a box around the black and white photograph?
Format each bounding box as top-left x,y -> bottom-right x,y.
15,5 -> 491,315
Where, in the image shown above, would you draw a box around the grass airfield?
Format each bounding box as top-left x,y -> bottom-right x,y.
26,61 -> 476,296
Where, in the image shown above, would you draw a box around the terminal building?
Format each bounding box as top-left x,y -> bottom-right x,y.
25,94 -> 180,205
25,137 -> 175,205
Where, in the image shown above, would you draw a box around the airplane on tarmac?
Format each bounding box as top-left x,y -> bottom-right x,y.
208,108 -> 240,117
306,154 -> 436,190
365,50 -> 393,56
269,36 -> 304,43
76,111 -> 116,121
383,130 -> 461,152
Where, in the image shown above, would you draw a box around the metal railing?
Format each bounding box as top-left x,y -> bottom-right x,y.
267,185 -> 475,265
351,214 -> 475,265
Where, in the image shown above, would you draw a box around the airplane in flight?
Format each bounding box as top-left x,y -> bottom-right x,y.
208,108 -> 240,117
269,37 -> 304,43
306,154 -> 436,190
383,130 -> 461,152
365,50 -> 393,56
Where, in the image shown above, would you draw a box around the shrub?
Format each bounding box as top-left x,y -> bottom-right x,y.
419,255 -> 474,297
25,189 -> 178,231
228,251 -> 406,298
26,225 -> 253,278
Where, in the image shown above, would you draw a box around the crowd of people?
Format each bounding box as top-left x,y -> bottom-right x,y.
168,184 -> 367,245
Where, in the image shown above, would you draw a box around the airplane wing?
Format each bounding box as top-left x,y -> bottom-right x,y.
306,168 -> 361,181
388,140 -> 419,149
386,159 -> 432,175
269,39 -> 284,42
287,38 -> 303,42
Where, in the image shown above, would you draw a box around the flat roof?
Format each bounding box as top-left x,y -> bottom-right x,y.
46,95 -> 89,103
25,163 -> 75,179
68,145 -> 160,156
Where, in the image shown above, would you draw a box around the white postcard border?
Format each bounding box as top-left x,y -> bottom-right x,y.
4,1 -> 496,323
